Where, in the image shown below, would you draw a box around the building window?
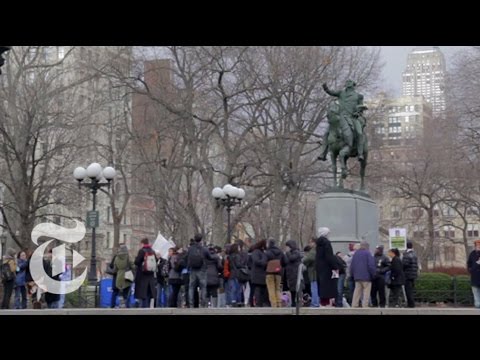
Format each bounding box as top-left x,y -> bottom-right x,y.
412,208 -> 423,218
123,211 -> 127,225
123,234 -> 127,243
413,225 -> 424,238
391,205 -> 400,219
443,225 -> 455,238
107,207 -> 111,223
106,232 -> 111,248
444,246 -> 456,262
467,224 -> 479,238
434,229 -> 440,238
433,206 -> 440,217
445,206 -> 455,217
405,116 -> 409,123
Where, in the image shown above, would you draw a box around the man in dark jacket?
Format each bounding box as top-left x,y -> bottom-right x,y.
371,245 -> 390,308
402,241 -> 418,308
467,239 -> 480,309
285,240 -> 302,307
205,246 -> 222,307
350,240 -> 376,308
186,233 -> 213,308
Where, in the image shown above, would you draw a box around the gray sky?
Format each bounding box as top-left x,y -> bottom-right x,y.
379,46 -> 469,95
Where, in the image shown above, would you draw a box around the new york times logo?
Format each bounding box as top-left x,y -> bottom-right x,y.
30,220 -> 87,294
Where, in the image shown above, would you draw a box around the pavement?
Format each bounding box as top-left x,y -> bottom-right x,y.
0,307 -> 479,315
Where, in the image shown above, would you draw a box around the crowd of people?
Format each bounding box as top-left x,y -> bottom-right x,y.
107,228 -> 421,309
2,230 -> 480,310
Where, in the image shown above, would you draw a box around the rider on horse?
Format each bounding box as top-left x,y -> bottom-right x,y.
318,80 -> 367,161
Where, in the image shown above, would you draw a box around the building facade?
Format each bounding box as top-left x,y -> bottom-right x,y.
402,47 -> 446,117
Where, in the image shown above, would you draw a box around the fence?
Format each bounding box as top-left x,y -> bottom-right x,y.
413,273 -> 473,307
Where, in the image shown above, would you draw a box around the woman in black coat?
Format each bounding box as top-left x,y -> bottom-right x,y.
387,248 -> 405,307
250,240 -> 269,307
134,238 -> 158,308
285,240 -> 302,307
315,228 -> 339,306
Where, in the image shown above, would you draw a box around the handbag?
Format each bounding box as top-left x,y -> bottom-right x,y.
106,263 -> 116,276
266,259 -> 282,274
124,270 -> 134,282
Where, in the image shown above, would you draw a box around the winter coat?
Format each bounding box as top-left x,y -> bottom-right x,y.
344,251 -> 355,279
15,258 -> 28,287
351,249 -> 376,282
2,258 -> 16,283
228,251 -> 249,280
265,246 -> 287,275
186,243 -> 213,271
374,253 -> 391,279
44,259 -> 61,304
336,255 -> 347,276
206,253 -> 222,286
402,250 -> 418,280
134,245 -> 157,300
389,256 -> 405,286
114,254 -> 133,290
285,240 -> 302,291
467,250 -> 480,287
302,248 -> 317,283
315,236 -> 339,299
250,249 -> 267,285
168,254 -> 184,285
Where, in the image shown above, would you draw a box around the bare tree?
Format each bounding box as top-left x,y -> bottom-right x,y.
0,46 -> 103,249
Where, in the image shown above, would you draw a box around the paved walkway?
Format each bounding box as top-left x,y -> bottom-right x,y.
0,307 -> 479,315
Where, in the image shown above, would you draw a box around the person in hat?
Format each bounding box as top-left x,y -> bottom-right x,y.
467,239 -> 480,308
112,244 -> 133,308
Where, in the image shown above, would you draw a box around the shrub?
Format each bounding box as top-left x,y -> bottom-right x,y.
415,272 -> 452,304
453,275 -> 474,306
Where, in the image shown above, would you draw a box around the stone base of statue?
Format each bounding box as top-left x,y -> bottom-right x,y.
316,188 -> 379,253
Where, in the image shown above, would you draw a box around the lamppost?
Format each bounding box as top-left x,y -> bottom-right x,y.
0,46 -> 11,75
73,163 -> 116,284
212,184 -> 245,244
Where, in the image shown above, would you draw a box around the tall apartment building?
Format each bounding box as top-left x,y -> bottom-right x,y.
402,47 -> 446,117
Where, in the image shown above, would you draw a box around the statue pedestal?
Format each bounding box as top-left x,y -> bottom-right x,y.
316,189 -> 379,253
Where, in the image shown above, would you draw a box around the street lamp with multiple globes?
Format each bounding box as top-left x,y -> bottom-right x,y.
73,163 -> 116,284
212,184 -> 245,244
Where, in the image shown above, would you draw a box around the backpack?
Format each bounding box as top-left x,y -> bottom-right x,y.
235,253 -> 250,283
173,256 -> 185,273
266,259 -> 282,274
188,245 -> 204,269
143,250 -> 157,273
1,262 -> 15,282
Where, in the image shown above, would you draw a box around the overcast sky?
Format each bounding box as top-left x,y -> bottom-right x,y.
379,46 -> 469,95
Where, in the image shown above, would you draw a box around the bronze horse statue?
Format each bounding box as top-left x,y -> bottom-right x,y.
320,101 -> 368,191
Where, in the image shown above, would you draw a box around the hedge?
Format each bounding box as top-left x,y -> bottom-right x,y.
414,272 -> 474,305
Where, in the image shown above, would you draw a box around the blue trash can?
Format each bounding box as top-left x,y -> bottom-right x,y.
99,278 -> 135,308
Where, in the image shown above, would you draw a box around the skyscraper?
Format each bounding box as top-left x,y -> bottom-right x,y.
402,47 -> 446,117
